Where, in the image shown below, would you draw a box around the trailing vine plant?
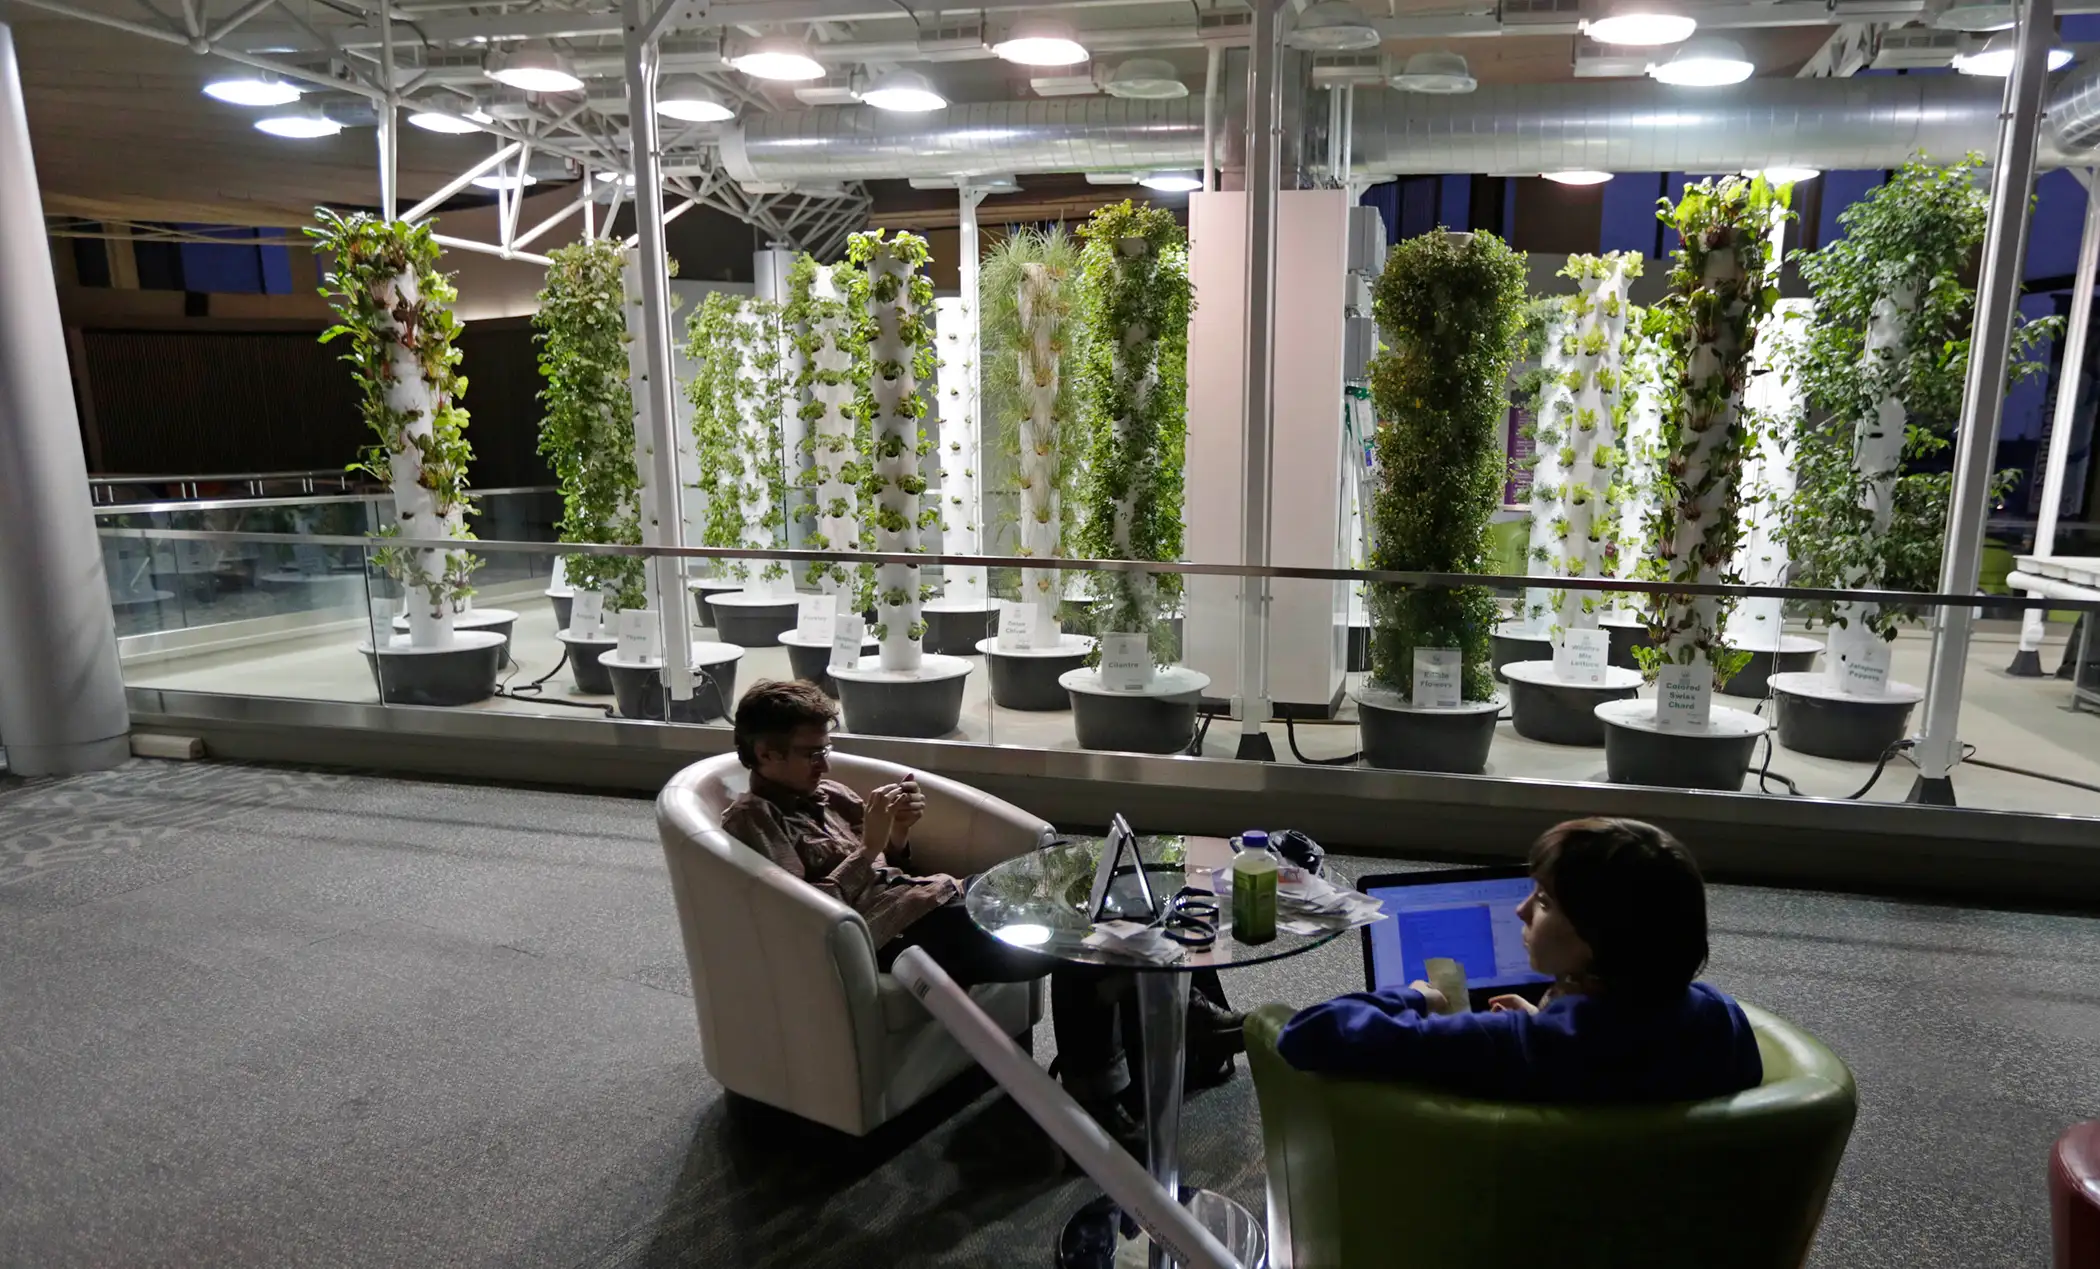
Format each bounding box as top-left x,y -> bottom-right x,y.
1365,228 -> 1529,703
534,240 -> 644,614
845,229 -> 940,667
1780,154 -> 2059,642
981,225 -> 1086,634
1637,175 -> 1791,688
1073,201 -> 1191,667
785,253 -> 871,605
311,209 -> 481,639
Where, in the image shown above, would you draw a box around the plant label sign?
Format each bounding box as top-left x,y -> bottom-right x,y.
1654,664 -> 1712,732
1841,637 -> 1891,697
1100,634 -> 1152,692
830,615 -> 866,672
796,593 -> 838,643
1411,648 -> 1462,709
369,598 -> 395,647
997,600 -> 1038,652
570,590 -> 605,637
616,609 -> 660,663
1554,628 -> 1610,685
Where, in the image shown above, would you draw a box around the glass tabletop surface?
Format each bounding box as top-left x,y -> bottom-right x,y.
965,835 -> 1348,972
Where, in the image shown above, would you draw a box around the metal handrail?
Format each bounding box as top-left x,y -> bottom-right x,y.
87,524 -> 2100,615
91,486 -> 557,517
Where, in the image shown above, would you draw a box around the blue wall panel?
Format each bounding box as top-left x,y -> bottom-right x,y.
177,226 -> 263,294
1438,175 -> 1470,234
1601,172 -> 1665,257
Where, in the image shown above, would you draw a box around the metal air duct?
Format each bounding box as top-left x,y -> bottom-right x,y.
720,70 -> 2100,186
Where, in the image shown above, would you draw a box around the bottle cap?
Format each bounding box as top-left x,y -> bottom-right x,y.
1241,830 -> 1269,851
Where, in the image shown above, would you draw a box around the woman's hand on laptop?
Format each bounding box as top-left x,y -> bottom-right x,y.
1487,994 -> 1538,1015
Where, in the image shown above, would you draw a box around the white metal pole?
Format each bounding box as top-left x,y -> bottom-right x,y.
1910,0 -> 2053,803
377,0 -> 396,219
1234,0 -> 1283,761
1202,44 -> 1221,193
402,142 -> 522,224
2014,165 -> 2100,671
623,0 -> 694,703
888,949 -> 1238,1269
0,15 -> 130,774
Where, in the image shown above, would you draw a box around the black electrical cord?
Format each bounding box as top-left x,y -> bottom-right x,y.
1959,755 -> 2100,796
501,646 -> 569,698
1284,713 -> 1361,765
1841,739 -> 1914,801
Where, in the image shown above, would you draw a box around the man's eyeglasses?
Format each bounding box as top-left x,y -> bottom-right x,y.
788,743 -> 833,761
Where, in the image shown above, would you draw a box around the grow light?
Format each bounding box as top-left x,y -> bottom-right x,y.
861,70 -> 947,112
1952,32 -> 2073,76
734,38 -> 825,81
486,44 -> 583,94
1583,5 -> 1696,47
203,74 -> 302,107
1139,171 -> 1203,193
254,109 -> 342,139
1544,170 -> 1614,186
1649,37 -> 1754,86
994,20 -> 1088,67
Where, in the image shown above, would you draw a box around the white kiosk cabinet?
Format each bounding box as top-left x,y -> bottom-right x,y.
1184,189 -> 1364,717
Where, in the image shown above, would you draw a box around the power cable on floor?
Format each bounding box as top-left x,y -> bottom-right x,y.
1958,755 -> 2100,796
1284,713 -> 1361,765
494,648 -> 616,715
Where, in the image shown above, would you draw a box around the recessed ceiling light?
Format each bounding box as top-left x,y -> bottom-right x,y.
1952,31 -> 2074,76
1649,36 -> 1754,86
1287,0 -> 1381,53
407,109 -> 489,134
254,108 -> 343,139
860,69 -> 947,112
993,19 -> 1088,67
486,43 -> 583,94
1543,170 -> 1614,185
1583,5 -> 1697,47
1103,58 -> 1187,100
1139,171 -> 1203,193
656,76 -> 734,122
1749,166 -> 1821,184
203,73 -> 302,107
471,172 -> 539,191
733,37 -> 825,81
1390,50 -> 1476,94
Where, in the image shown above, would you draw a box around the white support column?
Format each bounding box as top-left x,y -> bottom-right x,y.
0,16 -> 130,773
1910,0 -> 2053,803
2015,165 -> 2100,670
1234,0 -> 1283,761
622,0 -> 693,702
377,0 -> 396,219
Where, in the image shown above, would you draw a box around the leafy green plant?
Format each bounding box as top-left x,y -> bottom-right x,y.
845,229 -> 938,659
1546,253 -> 1642,638
982,225 -> 1087,626
1780,154 -> 2061,637
310,209 -> 481,625
1073,200 -> 1191,664
1637,175 -> 1791,687
682,290 -> 789,585
533,240 -> 644,610
785,253 -> 873,604
1367,228 -> 1529,703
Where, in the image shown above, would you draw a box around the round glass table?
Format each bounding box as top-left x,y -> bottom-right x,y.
967,834 -> 1346,1269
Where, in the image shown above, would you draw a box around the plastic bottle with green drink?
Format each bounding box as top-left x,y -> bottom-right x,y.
1232,830 -> 1279,943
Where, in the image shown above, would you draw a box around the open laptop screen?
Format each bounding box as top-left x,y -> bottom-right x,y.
1359,867 -> 1554,998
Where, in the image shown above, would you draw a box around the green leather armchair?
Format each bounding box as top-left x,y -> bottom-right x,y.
1245,1000 -> 1857,1269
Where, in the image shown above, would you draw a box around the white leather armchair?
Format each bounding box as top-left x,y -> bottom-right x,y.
657,751 -> 1050,1136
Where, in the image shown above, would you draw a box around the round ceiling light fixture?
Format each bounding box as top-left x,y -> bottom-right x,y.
407,108 -> 491,134
993,19 -> 1088,67
1138,170 -> 1203,193
1953,30 -> 2074,76
472,171 -> 539,191
1648,35 -> 1755,86
254,107 -> 343,139
860,69 -> 948,111
1543,170 -> 1614,185
1390,50 -> 1476,94
203,72 -> 303,107
1286,0 -> 1381,53
486,43 -> 584,93
733,36 -> 826,81
655,77 -> 735,122
1749,166 -> 1821,184
1936,3 -> 2016,31
1583,4 -> 1697,47
1103,58 -> 1188,100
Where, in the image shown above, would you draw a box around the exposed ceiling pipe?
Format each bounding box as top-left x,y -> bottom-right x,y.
723,70 -> 2100,185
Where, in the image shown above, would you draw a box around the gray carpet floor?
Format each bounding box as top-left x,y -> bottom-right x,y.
1,758 -> 2095,1267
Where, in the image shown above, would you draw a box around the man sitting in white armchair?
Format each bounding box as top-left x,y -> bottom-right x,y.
722,679 -> 1161,1150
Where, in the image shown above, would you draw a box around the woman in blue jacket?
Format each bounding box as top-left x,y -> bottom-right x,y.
1276,817 -> 1763,1103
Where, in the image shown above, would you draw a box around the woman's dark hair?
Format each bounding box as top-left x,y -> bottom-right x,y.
1528,817 -> 1709,1001
732,679 -> 837,768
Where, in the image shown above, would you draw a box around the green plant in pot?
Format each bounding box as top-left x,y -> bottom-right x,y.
311,209 -> 481,646
1072,200 -> 1191,673
1780,154 -> 2059,682
1357,227 -> 1528,772
534,240 -> 645,630
983,225 -> 1087,637
785,252 -> 871,609
682,291 -> 789,594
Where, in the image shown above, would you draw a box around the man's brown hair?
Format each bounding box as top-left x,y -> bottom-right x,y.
1528,817 -> 1709,1003
732,679 -> 838,768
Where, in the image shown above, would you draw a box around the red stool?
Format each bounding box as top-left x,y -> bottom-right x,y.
2056,1121 -> 2100,1268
